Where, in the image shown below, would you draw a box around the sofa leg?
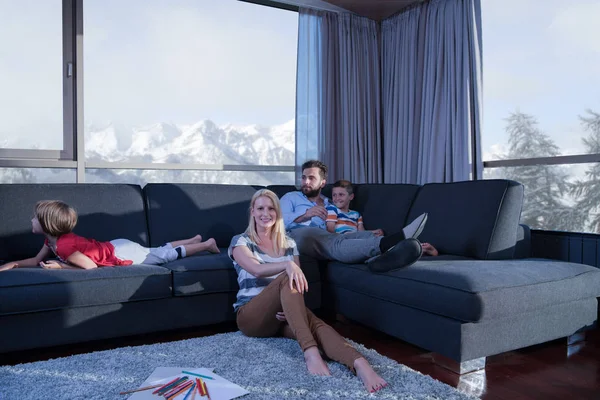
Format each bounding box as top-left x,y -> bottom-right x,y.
567,331 -> 585,346
432,353 -> 486,375
566,332 -> 587,357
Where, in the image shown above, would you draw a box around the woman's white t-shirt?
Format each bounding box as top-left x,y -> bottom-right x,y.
228,233 -> 299,311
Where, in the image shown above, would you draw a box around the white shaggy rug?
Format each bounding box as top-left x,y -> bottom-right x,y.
0,332 -> 476,399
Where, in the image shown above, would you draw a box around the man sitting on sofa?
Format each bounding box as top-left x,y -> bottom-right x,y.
280,160 -> 427,273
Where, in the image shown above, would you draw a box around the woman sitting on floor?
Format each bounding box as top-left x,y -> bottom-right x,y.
229,189 -> 388,393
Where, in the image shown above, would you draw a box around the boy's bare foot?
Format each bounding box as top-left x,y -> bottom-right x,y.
206,238 -> 220,254
304,346 -> 331,376
421,242 -> 438,256
354,357 -> 387,393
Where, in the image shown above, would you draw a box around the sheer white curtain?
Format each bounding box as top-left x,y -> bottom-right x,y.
295,8 -> 382,184
382,0 -> 483,184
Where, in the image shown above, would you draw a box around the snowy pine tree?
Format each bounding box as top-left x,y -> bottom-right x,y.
499,112 -> 584,231
0,168 -> 34,183
571,110 -> 600,233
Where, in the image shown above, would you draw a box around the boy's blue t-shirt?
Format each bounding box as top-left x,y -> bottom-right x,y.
326,205 -> 363,234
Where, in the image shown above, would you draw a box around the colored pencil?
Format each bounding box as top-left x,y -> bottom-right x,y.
152,377 -> 180,394
162,379 -> 191,398
183,383 -> 196,400
119,383 -> 162,395
161,377 -> 190,394
152,376 -> 188,396
164,380 -> 193,398
182,370 -> 214,380
166,381 -> 193,400
196,378 -> 205,396
165,382 -> 193,400
202,380 -> 212,400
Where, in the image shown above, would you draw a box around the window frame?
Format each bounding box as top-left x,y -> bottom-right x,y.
0,0 -> 297,182
0,0 -> 76,162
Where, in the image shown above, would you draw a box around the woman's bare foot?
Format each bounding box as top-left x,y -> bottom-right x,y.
304,346 -> 331,376
205,238 -> 220,254
354,357 -> 387,393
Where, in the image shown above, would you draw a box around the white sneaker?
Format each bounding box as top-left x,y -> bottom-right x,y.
402,213 -> 428,239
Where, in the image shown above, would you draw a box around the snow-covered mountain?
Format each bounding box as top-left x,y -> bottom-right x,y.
84,119 -> 295,167
1,119 -> 296,186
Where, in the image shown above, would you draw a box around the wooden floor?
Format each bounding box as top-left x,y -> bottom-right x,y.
2,318 -> 599,399
328,319 -> 600,400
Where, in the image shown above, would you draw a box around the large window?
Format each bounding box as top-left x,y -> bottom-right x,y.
0,168 -> 75,183
0,0 -> 297,185
85,169 -> 294,186
482,0 -> 600,233
83,0 -> 297,182
0,0 -> 64,152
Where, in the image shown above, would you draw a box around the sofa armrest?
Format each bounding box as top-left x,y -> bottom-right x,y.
514,224 -> 531,259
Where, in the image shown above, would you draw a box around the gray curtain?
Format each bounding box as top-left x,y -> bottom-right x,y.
382,0 -> 483,184
295,8 -> 382,184
295,10 -> 323,184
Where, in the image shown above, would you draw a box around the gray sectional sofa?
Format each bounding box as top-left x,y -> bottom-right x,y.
1,180 -> 599,374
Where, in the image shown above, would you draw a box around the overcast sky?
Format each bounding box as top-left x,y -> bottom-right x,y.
0,0 -> 298,149
1,0 -> 599,160
481,0 -> 600,159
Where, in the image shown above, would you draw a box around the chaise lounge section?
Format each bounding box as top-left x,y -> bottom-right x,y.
1,180 -> 599,375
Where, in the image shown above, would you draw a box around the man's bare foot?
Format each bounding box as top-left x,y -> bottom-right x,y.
354,357 -> 387,393
206,238 -> 220,254
304,346 -> 331,376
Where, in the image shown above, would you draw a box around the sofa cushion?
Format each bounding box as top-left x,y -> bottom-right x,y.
353,184 -> 421,234
160,253 -> 322,297
325,259 -> 600,323
0,266 -> 172,316
144,184 -> 264,248
407,180 -> 523,259
0,184 -> 149,262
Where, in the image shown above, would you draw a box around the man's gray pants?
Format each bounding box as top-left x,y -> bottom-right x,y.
287,227 -> 382,263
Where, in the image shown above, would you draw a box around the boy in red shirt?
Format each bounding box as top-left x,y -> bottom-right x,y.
0,200 -> 218,271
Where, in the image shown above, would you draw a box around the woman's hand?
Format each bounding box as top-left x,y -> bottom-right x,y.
275,312 -> 286,321
285,261 -> 308,294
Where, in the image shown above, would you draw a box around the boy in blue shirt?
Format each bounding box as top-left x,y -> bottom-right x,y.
326,180 -> 438,256
326,180 -> 383,236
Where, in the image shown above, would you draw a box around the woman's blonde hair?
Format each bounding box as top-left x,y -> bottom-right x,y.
35,200 -> 78,237
245,189 -> 288,255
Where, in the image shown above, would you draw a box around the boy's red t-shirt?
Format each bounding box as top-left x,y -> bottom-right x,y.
45,233 -> 133,266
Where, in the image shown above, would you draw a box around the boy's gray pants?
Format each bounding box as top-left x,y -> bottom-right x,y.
287,227 -> 382,263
